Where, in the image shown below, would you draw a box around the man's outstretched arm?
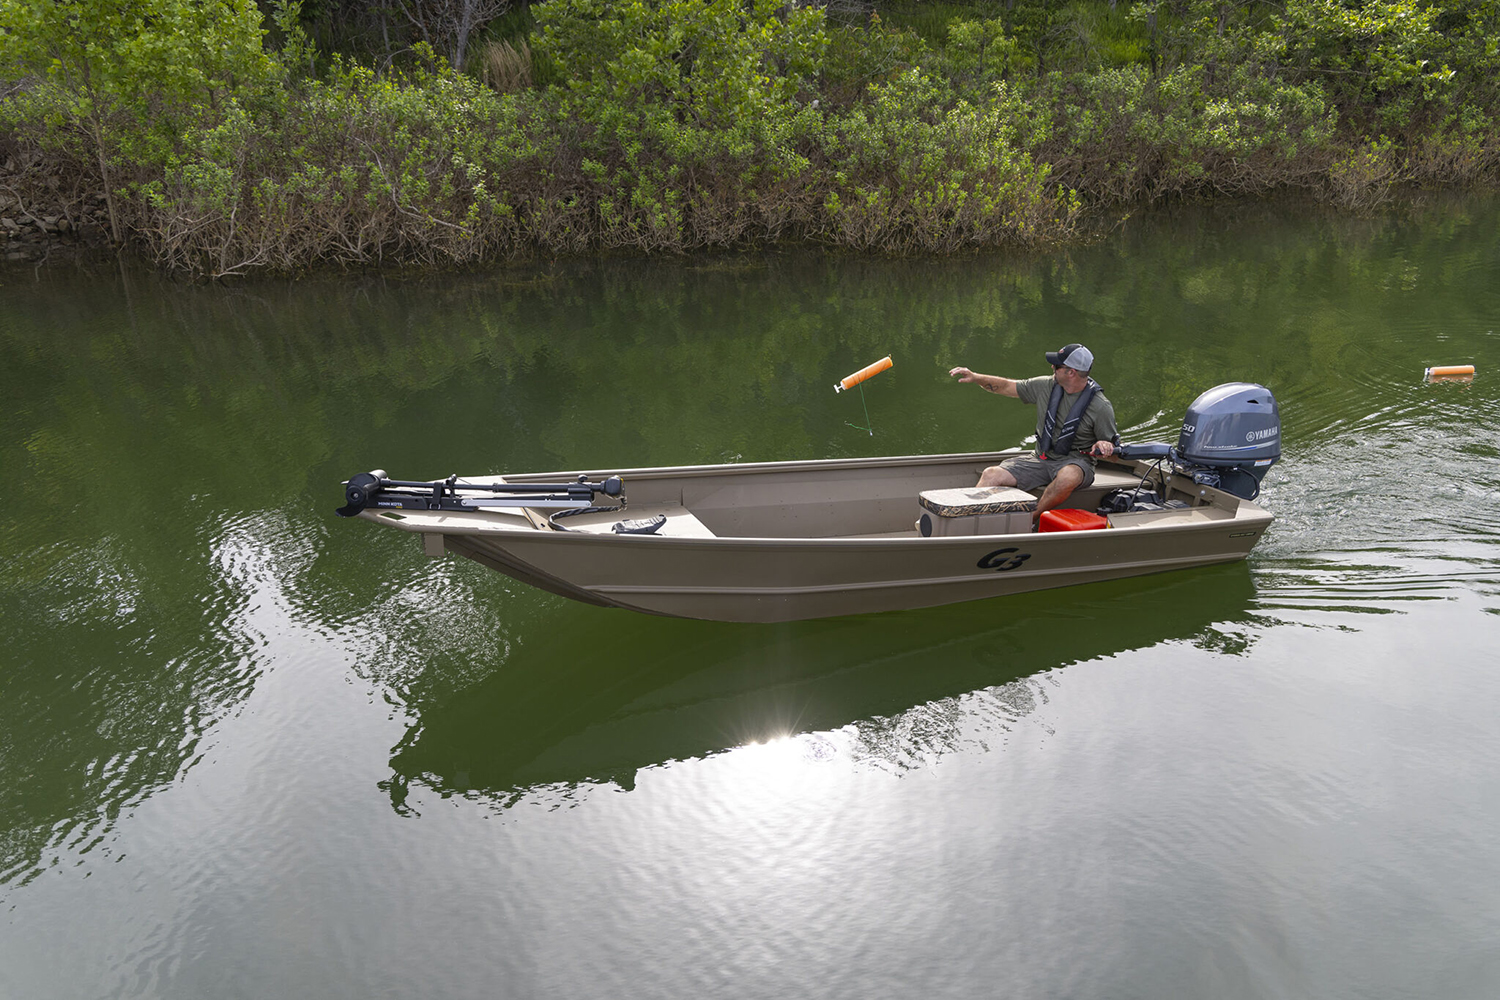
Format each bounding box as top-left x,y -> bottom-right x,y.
948,367 -> 1020,397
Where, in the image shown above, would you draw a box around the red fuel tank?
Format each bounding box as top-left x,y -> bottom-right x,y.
1039,508 -> 1109,532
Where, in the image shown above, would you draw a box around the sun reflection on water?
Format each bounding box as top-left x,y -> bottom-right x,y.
713,732 -> 849,801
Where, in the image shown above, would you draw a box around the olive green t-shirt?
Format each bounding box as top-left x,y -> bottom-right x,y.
1016,375 -> 1118,461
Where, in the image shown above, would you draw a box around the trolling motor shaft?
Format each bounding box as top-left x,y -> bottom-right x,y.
337,471 -> 624,517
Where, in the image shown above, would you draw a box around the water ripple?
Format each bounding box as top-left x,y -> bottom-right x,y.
0,510 -> 313,889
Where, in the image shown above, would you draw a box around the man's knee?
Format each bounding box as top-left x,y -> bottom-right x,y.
1051,464 -> 1085,490
978,465 -> 1018,487
1040,464 -> 1085,502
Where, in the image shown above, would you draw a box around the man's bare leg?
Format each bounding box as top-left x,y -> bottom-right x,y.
1033,464 -> 1085,527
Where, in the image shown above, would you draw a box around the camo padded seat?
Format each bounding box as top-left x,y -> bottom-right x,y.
918,486 -> 1037,518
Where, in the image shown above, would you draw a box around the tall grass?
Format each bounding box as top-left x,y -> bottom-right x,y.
479,38 -> 531,94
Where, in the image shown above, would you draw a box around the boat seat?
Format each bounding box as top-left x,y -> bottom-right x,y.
917,486 -> 1035,537
1033,463 -> 1147,511
1092,465 -> 1151,490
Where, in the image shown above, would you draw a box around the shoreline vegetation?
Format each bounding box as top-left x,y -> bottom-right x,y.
0,0 -> 1496,277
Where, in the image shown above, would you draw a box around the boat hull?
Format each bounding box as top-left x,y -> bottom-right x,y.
446,528 -> 1262,621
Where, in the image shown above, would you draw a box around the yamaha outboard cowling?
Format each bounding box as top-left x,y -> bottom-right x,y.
1177,382 -> 1280,497
1117,382 -> 1279,500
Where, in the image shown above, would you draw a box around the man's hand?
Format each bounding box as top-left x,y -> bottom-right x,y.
1089,440 -> 1117,459
948,366 -> 978,382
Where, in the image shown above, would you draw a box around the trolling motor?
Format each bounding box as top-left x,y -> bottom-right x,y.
336,470 -> 625,518
1114,383 -> 1281,500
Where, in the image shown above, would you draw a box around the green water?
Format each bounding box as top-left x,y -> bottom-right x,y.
2,196 -> 1499,999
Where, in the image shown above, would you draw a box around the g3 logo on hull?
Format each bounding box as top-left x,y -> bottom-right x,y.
978,547 -> 1032,571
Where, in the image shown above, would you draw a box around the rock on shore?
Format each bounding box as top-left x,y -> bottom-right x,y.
0,149 -> 113,263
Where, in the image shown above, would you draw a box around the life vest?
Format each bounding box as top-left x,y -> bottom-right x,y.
1036,378 -> 1101,458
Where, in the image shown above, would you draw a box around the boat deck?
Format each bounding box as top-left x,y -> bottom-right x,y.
558,505 -> 718,538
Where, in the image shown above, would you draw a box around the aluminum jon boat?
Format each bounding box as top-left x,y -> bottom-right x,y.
337,383 -> 1281,623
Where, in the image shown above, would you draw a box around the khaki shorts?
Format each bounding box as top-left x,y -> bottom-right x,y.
999,455 -> 1096,493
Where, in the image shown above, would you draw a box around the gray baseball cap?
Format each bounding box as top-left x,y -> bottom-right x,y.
1045,343 -> 1094,371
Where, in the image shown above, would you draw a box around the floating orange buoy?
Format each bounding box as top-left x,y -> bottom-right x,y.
834,355 -> 893,393
1425,364 -> 1475,379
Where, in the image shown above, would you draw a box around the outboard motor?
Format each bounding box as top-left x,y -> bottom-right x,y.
1117,382 -> 1280,500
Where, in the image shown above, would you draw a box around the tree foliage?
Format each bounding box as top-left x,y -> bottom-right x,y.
0,0 -> 1497,273
534,0 -> 826,125
0,0 -> 281,240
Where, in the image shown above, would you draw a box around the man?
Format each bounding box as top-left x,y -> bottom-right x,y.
948,343 -> 1120,525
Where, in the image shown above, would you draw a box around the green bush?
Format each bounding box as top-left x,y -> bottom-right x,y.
0,0 -> 1498,274
140,56 -> 543,272
814,70 -> 1076,250
1034,64 -> 1337,198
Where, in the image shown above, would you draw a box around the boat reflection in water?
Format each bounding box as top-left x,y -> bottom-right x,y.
384,563 -> 1262,812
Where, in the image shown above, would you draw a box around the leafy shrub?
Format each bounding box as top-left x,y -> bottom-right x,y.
1,0 -> 1498,275
819,15 -> 930,106
1327,134 -> 1398,208
814,69 -> 1077,250
1035,64 -> 1337,199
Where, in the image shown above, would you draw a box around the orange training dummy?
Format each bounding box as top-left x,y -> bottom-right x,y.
834,356 -> 893,393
